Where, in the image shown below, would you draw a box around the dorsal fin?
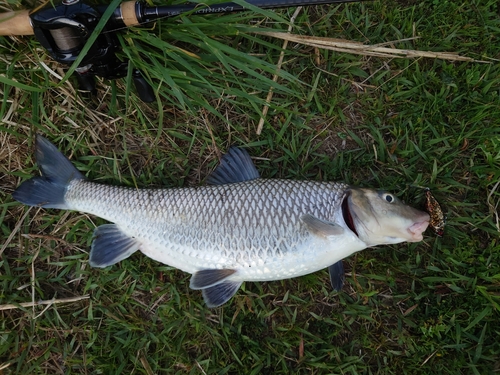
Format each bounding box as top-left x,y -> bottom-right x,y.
206,147 -> 260,185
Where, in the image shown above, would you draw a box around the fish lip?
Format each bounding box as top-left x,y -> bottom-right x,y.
407,220 -> 430,242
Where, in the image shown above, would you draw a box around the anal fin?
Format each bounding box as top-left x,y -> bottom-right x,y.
89,224 -> 141,268
202,281 -> 243,308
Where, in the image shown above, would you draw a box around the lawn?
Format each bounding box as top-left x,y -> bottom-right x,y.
1,0 -> 499,373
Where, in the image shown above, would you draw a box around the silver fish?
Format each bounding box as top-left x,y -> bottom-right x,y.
13,135 -> 430,307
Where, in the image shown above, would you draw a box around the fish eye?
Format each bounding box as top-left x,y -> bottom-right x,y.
383,193 -> 394,203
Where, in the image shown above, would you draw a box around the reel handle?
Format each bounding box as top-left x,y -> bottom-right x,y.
133,70 -> 156,103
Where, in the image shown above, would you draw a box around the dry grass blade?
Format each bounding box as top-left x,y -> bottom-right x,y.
139,352 -> 155,375
255,32 -> 482,62
256,6 -> 302,135
487,179 -> 500,232
0,362 -> 11,371
0,295 -> 90,311
0,206 -> 32,257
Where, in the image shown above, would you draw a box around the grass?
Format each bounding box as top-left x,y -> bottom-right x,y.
1,0 -> 500,373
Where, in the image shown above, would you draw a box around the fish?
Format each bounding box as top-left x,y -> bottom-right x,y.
423,188 -> 445,236
12,135 -> 430,308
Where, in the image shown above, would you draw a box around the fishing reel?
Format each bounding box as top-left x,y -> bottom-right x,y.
30,0 -> 155,102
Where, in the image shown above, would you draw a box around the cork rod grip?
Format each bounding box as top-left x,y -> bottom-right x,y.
0,10 -> 33,36
120,1 -> 140,27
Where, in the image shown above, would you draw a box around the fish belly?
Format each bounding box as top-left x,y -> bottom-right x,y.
136,228 -> 366,282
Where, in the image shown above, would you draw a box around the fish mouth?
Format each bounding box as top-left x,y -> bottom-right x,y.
342,193 -> 358,236
407,221 -> 430,242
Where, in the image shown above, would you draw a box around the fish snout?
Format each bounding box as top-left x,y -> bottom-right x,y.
407,212 -> 430,242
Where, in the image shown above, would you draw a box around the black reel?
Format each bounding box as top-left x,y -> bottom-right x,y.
30,0 -> 155,102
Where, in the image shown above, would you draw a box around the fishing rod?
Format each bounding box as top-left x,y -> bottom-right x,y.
0,0 -> 364,101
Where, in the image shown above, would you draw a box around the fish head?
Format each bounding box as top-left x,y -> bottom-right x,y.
344,188 -> 430,246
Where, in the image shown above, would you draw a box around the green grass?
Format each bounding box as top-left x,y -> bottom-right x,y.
1,0 -> 500,373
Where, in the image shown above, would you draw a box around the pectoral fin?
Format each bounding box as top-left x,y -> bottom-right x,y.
89,224 -> 141,268
328,261 -> 345,292
202,281 -> 243,308
301,214 -> 345,238
190,269 -> 237,289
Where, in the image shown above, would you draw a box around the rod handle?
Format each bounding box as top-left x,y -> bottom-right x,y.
119,1 -> 140,26
0,10 -> 33,36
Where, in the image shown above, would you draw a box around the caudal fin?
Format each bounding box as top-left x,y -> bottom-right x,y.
12,135 -> 85,209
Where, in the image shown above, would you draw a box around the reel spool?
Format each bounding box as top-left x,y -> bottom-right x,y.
31,0 -> 115,66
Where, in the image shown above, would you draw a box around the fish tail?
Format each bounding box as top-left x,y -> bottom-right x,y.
12,135 -> 85,209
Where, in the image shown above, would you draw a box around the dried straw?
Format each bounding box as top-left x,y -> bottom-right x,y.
0,295 -> 90,311
255,32 -> 483,62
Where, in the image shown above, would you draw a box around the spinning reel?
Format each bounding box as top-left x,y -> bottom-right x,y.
30,0 -> 155,102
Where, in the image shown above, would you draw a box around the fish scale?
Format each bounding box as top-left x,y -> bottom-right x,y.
65,178 -> 347,275
13,136 -> 430,307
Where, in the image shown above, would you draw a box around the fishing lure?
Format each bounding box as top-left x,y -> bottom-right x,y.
423,188 -> 445,237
